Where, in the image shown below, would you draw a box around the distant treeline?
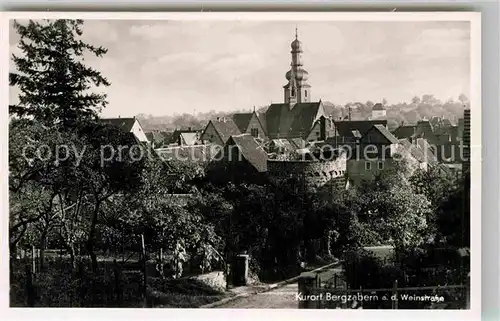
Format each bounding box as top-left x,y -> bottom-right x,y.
137,94 -> 469,133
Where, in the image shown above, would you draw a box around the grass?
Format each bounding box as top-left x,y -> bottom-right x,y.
10,256 -> 231,308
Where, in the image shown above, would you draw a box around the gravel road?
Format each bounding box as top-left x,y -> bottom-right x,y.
217,283 -> 299,309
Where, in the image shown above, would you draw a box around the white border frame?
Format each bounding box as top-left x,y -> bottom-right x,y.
0,11 -> 482,321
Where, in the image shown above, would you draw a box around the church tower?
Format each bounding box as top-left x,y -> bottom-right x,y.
283,28 -> 311,104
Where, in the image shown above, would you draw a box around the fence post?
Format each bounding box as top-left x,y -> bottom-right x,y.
31,245 -> 36,275
298,272 -> 319,309
392,279 -> 398,309
140,234 -> 148,308
359,286 -> 363,309
25,264 -> 35,307
113,259 -> 122,306
77,261 -> 86,306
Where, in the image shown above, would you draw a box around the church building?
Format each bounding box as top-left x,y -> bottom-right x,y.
262,29 -> 326,141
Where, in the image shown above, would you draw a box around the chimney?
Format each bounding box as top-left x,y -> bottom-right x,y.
320,116 -> 326,141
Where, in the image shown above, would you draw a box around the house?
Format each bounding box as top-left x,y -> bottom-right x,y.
371,103 -> 386,120
208,134 -> 268,184
231,111 -> 267,140
392,125 -> 417,141
305,115 -> 338,142
329,119 -> 388,147
100,116 -> 149,143
200,117 -> 242,146
395,138 -> 438,172
145,130 -> 174,148
170,128 -> 201,146
346,124 -> 400,185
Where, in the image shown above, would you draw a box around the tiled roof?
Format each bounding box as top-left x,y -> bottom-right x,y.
257,112 -> 267,134
415,138 -> 438,164
180,132 -> 199,145
269,139 -> 296,152
288,137 -> 307,149
100,117 -> 136,132
210,118 -> 242,143
398,139 -> 429,164
232,113 -> 254,132
351,130 -> 362,139
226,134 -> 268,172
392,125 -> 417,139
170,129 -> 200,145
372,124 -> 400,144
145,131 -> 171,145
416,120 -> 435,138
265,102 -> 323,138
334,120 -> 388,138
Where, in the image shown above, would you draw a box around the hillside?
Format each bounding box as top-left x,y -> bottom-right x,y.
137,94 -> 469,133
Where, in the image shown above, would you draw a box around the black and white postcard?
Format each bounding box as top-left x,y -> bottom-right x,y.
1,11 -> 481,321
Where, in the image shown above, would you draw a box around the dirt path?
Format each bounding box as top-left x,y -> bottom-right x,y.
217,283 -> 299,309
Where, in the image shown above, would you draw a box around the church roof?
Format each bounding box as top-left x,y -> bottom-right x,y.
265,101 -> 324,138
232,113 -> 254,133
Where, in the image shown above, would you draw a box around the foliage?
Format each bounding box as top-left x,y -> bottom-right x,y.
410,166 -> 459,211
9,19 -> 110,127
348,169 -> 432,251
435,176 -> 469,248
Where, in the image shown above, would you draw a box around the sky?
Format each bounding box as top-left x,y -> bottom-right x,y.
9,19 -> 471,118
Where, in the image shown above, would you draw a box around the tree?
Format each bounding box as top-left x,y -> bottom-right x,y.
382,98 -> 388,106
9,19 -> 110,128
8,119 -> 64,258
458,94 -> 469,105
411,96 -> 421,105
350,168 -> 432,252
410,167 -> 459,211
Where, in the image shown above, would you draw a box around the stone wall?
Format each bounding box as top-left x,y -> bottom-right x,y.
267,152 -> 347,191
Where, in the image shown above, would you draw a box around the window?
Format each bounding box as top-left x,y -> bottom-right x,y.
316,131 -> 320,136
365,162 -> 372,171
291,88 -> 295,96
305,90 -> 308,97
251,128 -> 259,137
378,161 -> 384,170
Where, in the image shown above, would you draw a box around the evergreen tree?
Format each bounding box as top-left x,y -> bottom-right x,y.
9,19 -> 110,127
